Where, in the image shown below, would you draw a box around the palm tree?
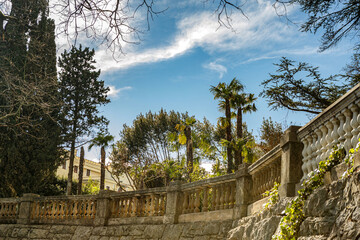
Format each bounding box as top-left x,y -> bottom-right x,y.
89,133 -> 114,190
231,92 -> 257,168
210,78 -> 243,173
176,117 -> 196,174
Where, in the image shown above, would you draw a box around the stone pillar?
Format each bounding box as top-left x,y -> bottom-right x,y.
279,126 -> 304,198
234,163 -> 252,219
17,193 -> 39,224
94,190 -> 111,226
163,180 -> 183,224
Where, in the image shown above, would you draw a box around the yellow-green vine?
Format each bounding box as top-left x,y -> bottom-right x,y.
272,143 -> 359,240
262,182 -> 280,212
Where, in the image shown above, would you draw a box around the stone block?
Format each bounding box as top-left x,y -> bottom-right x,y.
143,225 -> 165,239
202,223 -> 219,235
28,229 -> 48,239
72,226 -> 93,240
52,234 -> 73,240
162,224 -> 184,239
128,225 -> 145,236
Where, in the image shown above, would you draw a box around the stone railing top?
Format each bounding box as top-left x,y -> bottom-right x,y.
108,187 -> 167,198
32,194 -> 97,201
0,197 -> 20,203
298,83 -> 360,139
181,173 -> 236,190
248,144 -> 281,174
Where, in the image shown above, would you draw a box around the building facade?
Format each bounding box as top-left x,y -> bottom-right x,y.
56,151 -> 132,191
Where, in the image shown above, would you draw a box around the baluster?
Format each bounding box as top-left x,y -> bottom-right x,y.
153,195 -> 159,216
330,117 -> 340,148
313,128 -> 323,171
203,187 -> 208,212
131,197 -> 137,217
218,185 -> 223,210
194,189 -> 201,213
224,184 -> 230,209
215,186 -> 220,210
343,108 -> 353,154
73,201 -> 78,219
350,102 -> 360,148
308,133 -> 317,174
325,121 -> 334,158
319,125 -> 328,165
92,199 -> 96,219
160,195 -> 165,215
301,136 -> 309,176
189,191 -> 194,213
229,182 -> 235,208
357,100 -> 360,145
337,112 -> 346,145
211,187 -> 216,211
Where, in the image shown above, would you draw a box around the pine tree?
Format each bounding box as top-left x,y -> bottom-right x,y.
58,45 -> 110,195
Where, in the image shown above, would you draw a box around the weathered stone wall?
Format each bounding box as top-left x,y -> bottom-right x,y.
228,170 -> 360,240
0,220 -> 233,240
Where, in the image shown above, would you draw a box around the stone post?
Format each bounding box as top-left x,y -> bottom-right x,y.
17,193 -> 39,224
163,180 -> 183,224
94,190 -> 111,226
234,163 -> 252,219
279,126 -> 304,198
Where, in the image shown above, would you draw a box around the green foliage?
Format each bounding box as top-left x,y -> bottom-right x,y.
82,178 -> 100,195
261,57 -> 347,115
262,182 -> 279,211
273,145 -> 348,239
259,117 -> 283,153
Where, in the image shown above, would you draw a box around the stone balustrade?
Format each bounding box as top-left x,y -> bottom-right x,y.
29,195 -> 97,225
0,125 -> 303,226
181,174 -> 236,214
109,188 -> 166,218
248,145 -> 281,202
0,198 -> 19,223
298,83 -> 360,179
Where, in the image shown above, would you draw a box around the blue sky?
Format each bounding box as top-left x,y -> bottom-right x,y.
53,0 -> 356,163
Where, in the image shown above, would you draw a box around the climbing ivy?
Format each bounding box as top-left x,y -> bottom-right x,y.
272,143 -> 358,240
262,182 -> 280,212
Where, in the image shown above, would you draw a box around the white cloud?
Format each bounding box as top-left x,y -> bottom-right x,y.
107,86 -> 132,98
93,1 -> 298,72
203,61 -> 227,78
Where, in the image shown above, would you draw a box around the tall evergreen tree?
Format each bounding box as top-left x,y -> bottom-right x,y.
0,0 -> 62,197
58,45 -> 110,195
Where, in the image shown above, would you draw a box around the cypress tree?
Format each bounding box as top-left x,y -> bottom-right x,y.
0,0 -> 62,197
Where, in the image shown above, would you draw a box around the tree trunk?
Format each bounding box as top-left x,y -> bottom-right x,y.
184,126 -> 193,174
66,140 -> 75,195
234,108 -> 243,170
225,99 -> 233,173
77,146 -> 84,195
100,146 -> 105,190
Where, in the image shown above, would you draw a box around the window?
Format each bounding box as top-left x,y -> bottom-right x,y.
86,169 -> 91,176
62,162 -> 66,169
74,166 -> 78,173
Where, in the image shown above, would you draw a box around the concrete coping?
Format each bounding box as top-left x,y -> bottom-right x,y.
108,187 -> 167,198
181,173 -> 236,191
31,194 -> 98,201
0,197 -> 20,203
248,145 -> 281,174
298,83 -> 360,139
